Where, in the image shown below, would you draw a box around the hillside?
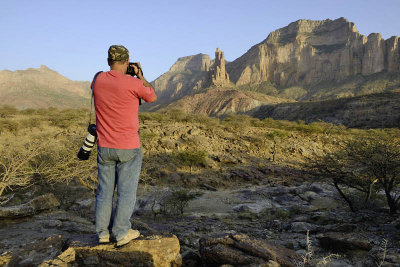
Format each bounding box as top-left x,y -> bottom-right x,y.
252,90 -> 400,128
1,108 -> 400,265
162,87 -> 293,116
0,65 -> 91,109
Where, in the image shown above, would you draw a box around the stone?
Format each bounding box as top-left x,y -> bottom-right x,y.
39,247 -> 76,267
290,222 -> 318,233
317,232 -> 373,252
0,252 -> 12,266
199,233 -> 300,266
58,234 -> 182,267
309,197 -> 340,211
8,234 -> 64,266
0,193 -> 60,218
207,48 -> 230,87
299,191 -> 318,201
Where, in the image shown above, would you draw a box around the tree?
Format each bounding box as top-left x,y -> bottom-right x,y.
308,131 -> 400,214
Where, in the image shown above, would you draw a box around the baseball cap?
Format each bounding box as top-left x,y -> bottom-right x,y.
108,45 -> 129,61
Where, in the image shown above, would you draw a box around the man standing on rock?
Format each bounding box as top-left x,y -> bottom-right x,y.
93,45 -> 157,247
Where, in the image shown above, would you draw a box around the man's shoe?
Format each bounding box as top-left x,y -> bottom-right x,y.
116,229 -> 140,247
98,234 -> 110,244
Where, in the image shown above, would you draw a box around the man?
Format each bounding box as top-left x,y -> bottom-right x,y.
93,45 -> 157,247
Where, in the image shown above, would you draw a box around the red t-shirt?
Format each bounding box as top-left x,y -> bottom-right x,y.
93,70 -> 155,149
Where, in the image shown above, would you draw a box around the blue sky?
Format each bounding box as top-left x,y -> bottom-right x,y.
0,0 -> 399,82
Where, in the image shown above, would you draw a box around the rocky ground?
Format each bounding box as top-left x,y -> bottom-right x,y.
0,177 -> 399,266
0,111 -> 399,266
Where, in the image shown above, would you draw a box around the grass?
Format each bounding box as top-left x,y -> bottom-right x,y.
1,105 -> 398,196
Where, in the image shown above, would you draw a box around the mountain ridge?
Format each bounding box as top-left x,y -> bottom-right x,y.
147,17 -> 400,120
0,65 -> 91,109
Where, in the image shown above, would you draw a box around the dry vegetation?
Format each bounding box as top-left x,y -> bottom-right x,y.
0,105 -> 399,214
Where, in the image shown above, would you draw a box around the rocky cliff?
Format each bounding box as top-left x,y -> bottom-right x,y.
151,54 -> 211,103
0,65 -> 91,109
227,17 -> 400,90
206,48 -> 230,87
148,17 -> 400,117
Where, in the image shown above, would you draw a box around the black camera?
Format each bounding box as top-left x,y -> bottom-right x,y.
126,62 -> 143,77
77,124 -> 97,160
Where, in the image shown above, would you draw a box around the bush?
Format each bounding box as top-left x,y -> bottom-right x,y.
153,189 -> 201,217
221,114 -> 253,131
0,119 -> 19,134
173,150 -> 208,173
0,105 -> 18,118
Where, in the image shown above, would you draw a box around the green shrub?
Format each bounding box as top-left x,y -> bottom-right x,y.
0,119 -> 19,134
222,114 -> 253,131
157,189 -> 200,217
173,150 -> 208,173
265,129 -> 289,140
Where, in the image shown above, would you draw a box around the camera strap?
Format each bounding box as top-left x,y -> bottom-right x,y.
88,71 -> 103,126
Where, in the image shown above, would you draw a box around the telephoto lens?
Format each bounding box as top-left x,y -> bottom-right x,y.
77,124 -> 97,160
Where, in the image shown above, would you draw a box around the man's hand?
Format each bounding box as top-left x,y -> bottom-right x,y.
130,62 -> 143,77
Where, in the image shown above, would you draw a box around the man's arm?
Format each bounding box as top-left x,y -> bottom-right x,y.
132,64 -> 158,103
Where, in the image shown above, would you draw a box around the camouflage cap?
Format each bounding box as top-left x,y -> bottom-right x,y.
108,45 -> 129,61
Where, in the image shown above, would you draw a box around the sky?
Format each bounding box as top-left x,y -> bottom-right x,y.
0,0 -> 399,82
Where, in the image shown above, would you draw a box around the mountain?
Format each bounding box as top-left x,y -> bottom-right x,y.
152,54 -> 211,103
226,17 -> 400,100
149,17 -> 400,118
0,65 -> 91,109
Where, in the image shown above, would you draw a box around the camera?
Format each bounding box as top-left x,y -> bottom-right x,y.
126,62 -> 143,77
77,124 -> 97,160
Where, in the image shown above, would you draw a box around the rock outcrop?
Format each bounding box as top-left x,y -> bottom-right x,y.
0,193 -> 60,218
199,233 -> 300,266
151,53 -> 211,103
40,234 -> 182,267
227,17 -> 400,88
207,48 -> 230,87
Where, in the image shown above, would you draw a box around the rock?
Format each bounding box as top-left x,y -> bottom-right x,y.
207,48 -> 230,87
200,183 -> 218,191
317,232 -> 373,251
309,197 -> 340,211
181,249 -> 201,267
8,234 -> 63,266
199,233 -> 300,266
39,247 -> 75,267
290,222 -> 318,233
299,191 -> 318,201
58,234 -> 182,266
0,193 -> 60,218
0,252 -> 12,266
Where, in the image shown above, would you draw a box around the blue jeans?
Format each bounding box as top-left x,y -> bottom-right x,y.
95,146 -> 142,241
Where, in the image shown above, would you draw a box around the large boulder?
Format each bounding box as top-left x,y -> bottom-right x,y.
0,193 -> 60,218
199,233 -> 300,266
317,232 -> 373,251
41,234 -> 182,267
